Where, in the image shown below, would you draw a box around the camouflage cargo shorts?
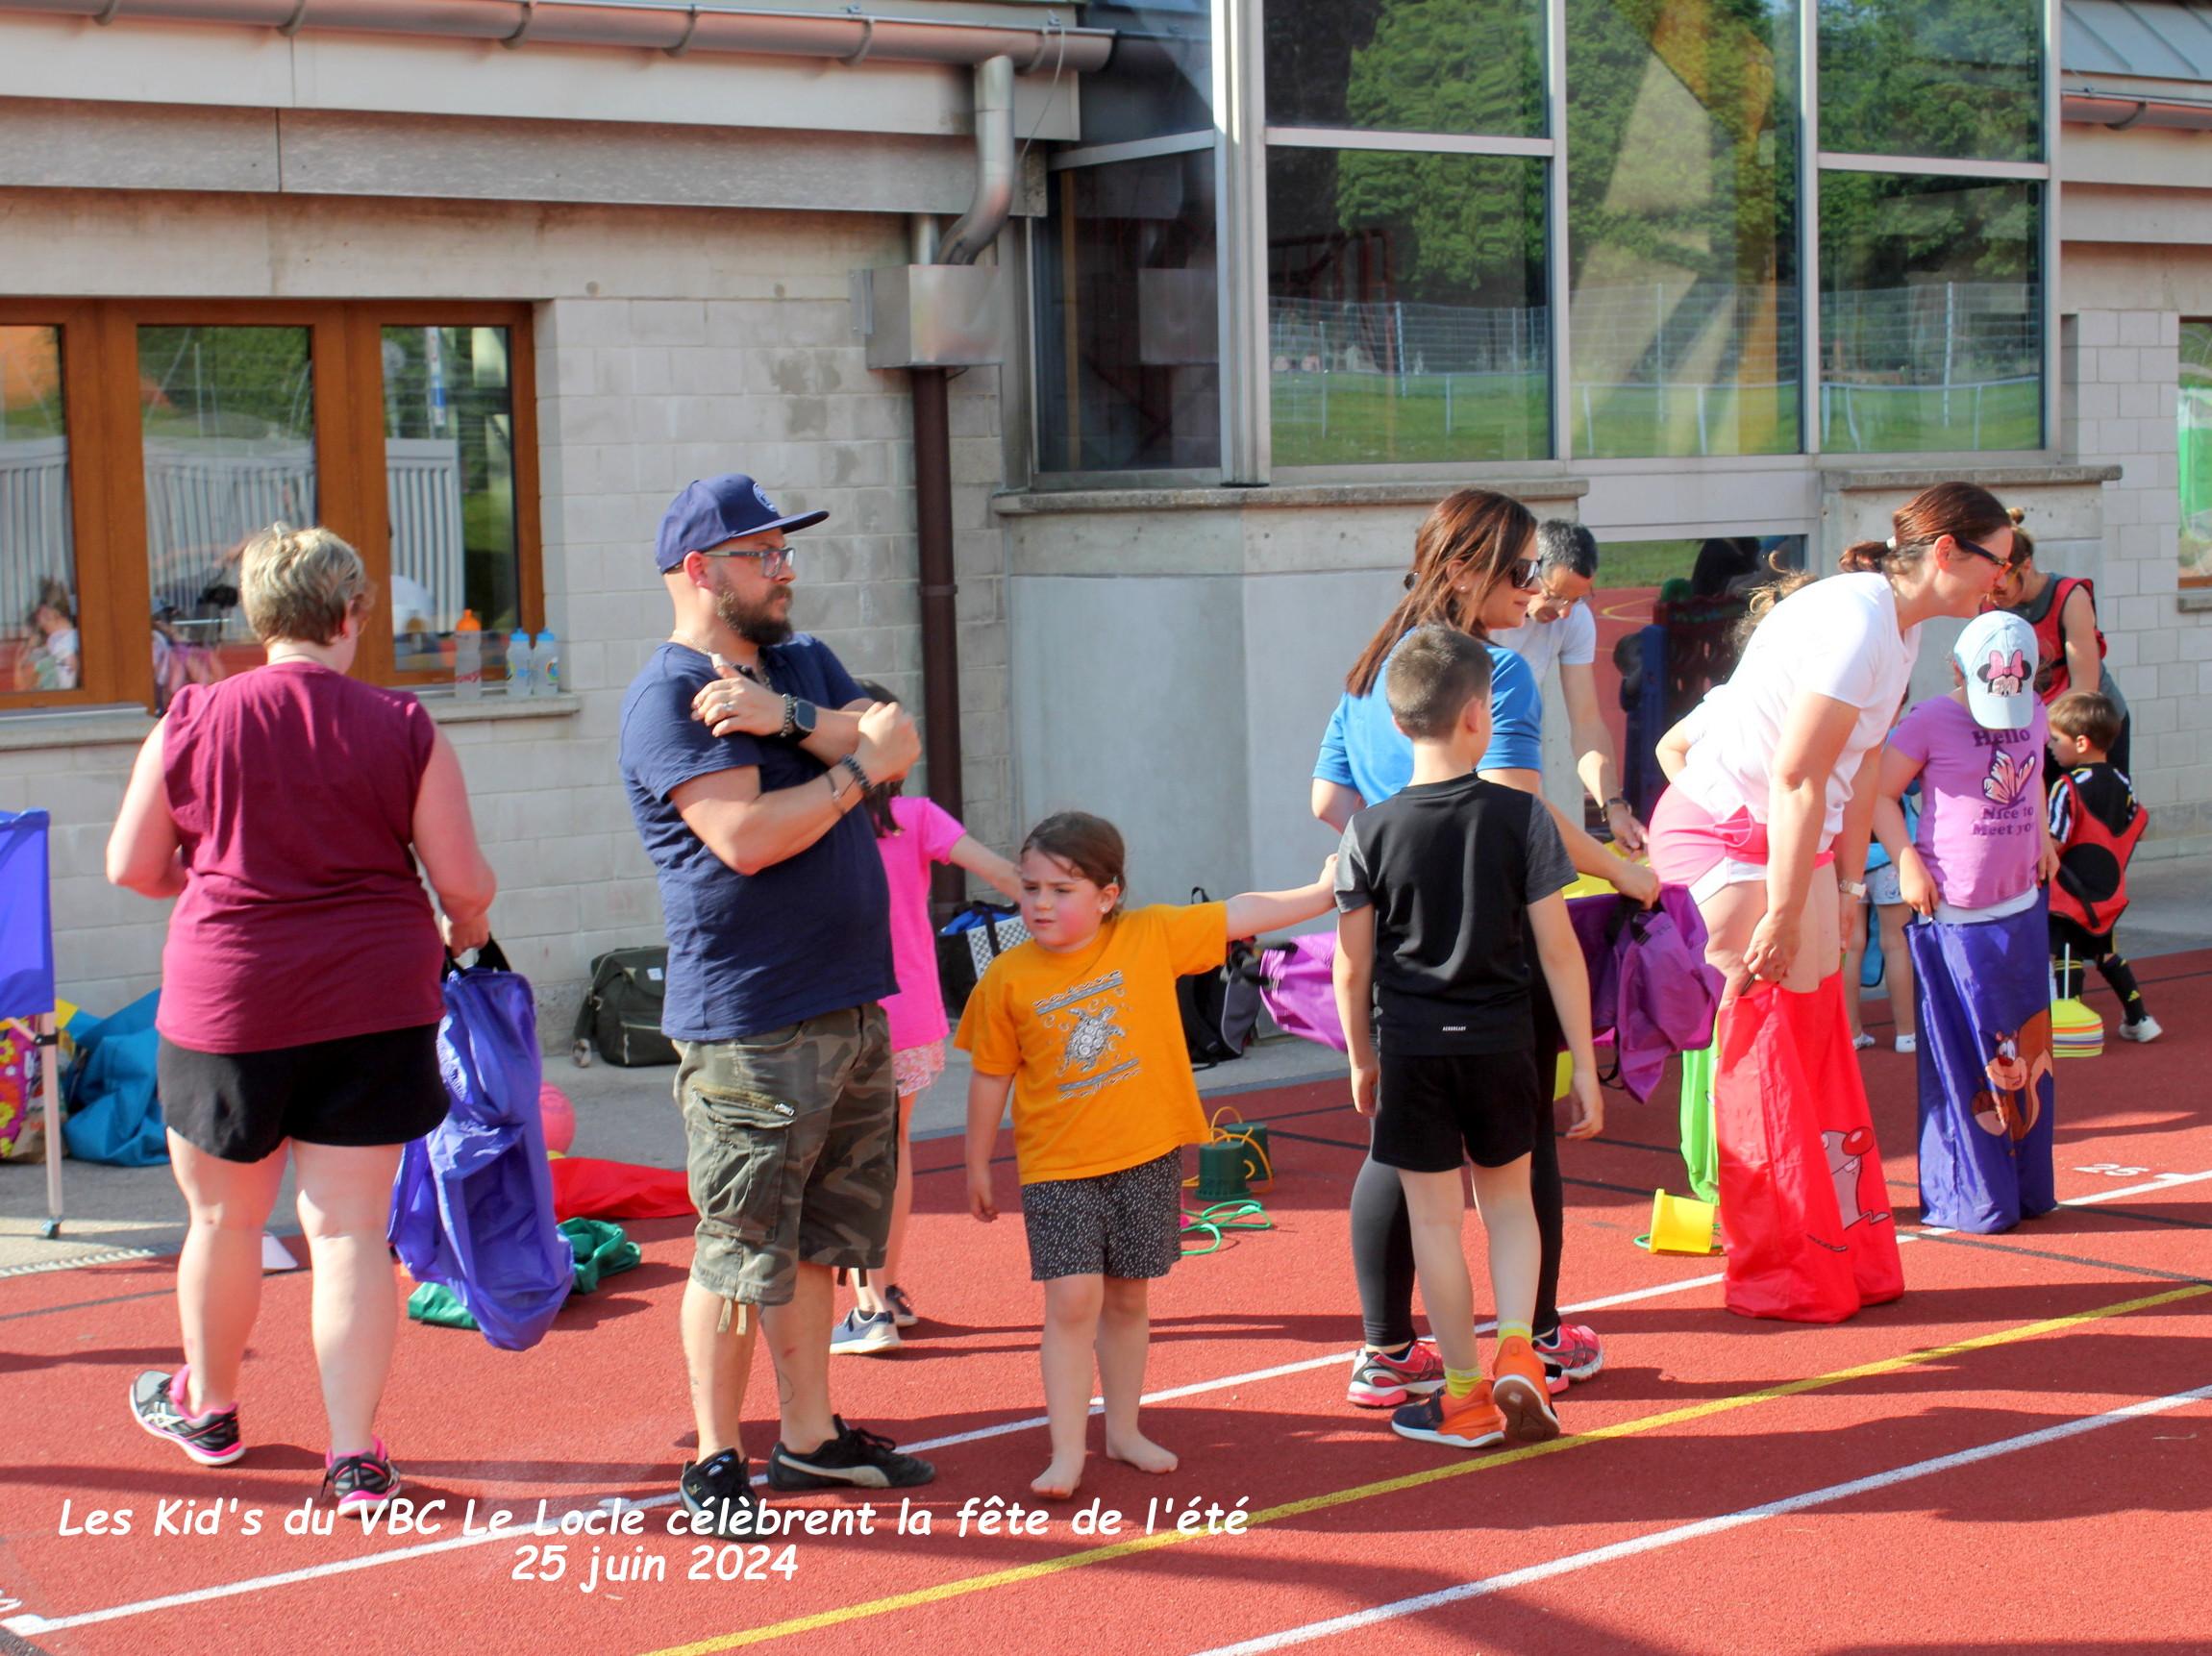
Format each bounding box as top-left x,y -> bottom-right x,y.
675,1003 -> 897,1309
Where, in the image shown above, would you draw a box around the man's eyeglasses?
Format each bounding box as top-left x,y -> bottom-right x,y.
706,545 -> 796,579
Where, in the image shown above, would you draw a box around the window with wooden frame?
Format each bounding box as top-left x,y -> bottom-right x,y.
0,299 -> 540,713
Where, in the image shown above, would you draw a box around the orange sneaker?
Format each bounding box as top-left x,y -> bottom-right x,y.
1389,1382 -> 1504,1449
1490,1336 -> 1560,1443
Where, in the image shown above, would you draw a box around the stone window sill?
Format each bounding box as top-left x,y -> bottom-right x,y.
2177,588 -> 2212,615
0,691 -> 582,752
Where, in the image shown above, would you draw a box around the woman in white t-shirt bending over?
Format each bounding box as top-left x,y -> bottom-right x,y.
1648,482 -> 2014,997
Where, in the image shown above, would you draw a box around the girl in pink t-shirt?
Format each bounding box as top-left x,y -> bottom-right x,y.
1873,611 -> 2057,927
835,690 -> 1020,1354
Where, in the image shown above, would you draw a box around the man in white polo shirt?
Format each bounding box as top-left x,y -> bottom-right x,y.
1491,521 -> 1648,852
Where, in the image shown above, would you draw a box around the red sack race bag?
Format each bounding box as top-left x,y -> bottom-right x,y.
550,1155 -> 695,1222
1714,974 -> 1903,1322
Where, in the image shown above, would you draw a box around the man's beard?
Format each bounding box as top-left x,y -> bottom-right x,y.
715,583 -> 793,648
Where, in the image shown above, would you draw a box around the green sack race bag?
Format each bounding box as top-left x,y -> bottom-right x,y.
408,1218 -> 642,1332
570,948 -> 678,1068
561,1217 -> 641,1296
1679,1033 -> 1720,1204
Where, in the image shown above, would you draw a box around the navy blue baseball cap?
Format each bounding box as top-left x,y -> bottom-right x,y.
654,474 -> 828,573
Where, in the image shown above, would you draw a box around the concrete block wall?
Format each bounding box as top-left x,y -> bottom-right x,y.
2064,309 -> 2212,846
0,188 -> 1015,1040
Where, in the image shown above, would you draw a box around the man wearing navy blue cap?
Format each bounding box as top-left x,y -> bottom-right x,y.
619,473 -> 931,1530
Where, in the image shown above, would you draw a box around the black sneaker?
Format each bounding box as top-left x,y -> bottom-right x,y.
131,1369 -> 243,1467
766,1418 -> 934,1491
680,1448 -> 766,1535
322,1441 -> 402,1518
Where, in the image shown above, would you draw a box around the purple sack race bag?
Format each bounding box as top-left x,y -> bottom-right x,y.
1256,932 -> 1348,1052
388,940 -> 572,1351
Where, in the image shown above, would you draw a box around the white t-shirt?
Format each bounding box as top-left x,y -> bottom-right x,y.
1492,600 -> 1597,689
1679,573 -> 1919,843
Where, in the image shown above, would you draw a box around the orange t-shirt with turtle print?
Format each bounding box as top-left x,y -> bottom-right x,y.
956,902 -> 1227,1184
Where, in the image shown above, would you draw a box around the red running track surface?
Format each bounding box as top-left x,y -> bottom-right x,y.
1,955 -> 2206,1656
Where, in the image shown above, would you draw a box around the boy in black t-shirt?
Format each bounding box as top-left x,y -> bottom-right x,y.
1332,625 -> 1603,1451
2047,690 -> 2158,1041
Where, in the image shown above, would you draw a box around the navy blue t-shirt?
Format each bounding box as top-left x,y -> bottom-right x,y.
618,637 -> 895,1042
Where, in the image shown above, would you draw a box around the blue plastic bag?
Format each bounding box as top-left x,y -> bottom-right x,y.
63,991 -> 168,1167
388,943 -> 571,1351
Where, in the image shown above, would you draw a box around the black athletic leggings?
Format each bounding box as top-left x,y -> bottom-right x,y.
1354,945 -> 1568,1349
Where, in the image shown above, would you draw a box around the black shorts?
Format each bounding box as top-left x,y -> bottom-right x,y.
1372,1049 -> 1541,1174
158,1026 -> 447,1164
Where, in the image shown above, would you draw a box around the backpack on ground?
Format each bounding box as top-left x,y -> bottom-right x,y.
570,948 -> 678,1068
1176,888 -> 1264,1068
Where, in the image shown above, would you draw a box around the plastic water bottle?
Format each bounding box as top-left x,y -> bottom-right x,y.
534,630 -> 559,698
454,609 -> 483,700
507,629 -> 534,697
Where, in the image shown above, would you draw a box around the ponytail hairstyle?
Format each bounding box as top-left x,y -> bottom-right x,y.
1733,553 -> 1818,649
1346,488 -> 1537,697
2002,521 -> 2035,573
1838,482 -> 2014,581
855,680 -> 905,840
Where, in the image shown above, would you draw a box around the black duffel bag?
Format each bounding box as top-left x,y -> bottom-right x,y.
570,948 -> 679,1068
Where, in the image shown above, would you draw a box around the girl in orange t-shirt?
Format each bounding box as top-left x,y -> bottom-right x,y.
957,811 -> 1335,1498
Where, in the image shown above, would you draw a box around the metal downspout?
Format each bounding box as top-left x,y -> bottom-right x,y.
913,54 -> 1012,916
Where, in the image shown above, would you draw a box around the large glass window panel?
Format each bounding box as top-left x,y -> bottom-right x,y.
2,326 -> 79,697
1072,3 -> 1211,145
1036,153 -> 1221,472
2183,320 -> 2212,588
1818,174 -> 2040,453
1566,1 -> 1801,458
1264,0 -> 1545,137
1268,147 -> 1549,465
139,325 -> 315,708
1817,0 -> 2042,163
383,325 -> 521,679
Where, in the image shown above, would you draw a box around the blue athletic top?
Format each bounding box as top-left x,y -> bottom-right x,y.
1314,640 -> 1545,807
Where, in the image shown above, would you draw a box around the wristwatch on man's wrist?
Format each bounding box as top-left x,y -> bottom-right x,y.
1604,795 -> 1630,812
776,696 -> 820,741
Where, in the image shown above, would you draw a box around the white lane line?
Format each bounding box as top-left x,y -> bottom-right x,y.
2062,1169 -> 2212,1208
1,1268 -> 1729,1636
1187,1380 -> 2212,1656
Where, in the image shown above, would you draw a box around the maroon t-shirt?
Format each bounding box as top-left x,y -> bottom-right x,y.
157,661 -> 444,1052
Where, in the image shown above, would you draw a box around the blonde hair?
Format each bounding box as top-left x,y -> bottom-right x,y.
239,523 -> 367,645
1733,553 -> 1817,648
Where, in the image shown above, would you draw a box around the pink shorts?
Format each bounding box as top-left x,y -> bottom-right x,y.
1648,787 -> 1832,904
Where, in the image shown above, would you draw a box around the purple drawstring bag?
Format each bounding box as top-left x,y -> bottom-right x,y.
1256,932 -> 1348,1051
1569,889 -> 1723,1101
389,942 -> 572,1351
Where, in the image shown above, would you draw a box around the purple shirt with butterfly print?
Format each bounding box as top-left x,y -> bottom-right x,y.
1891,693 -> 2050,913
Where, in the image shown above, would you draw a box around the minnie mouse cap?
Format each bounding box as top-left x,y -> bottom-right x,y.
1953,610 -> 2039,731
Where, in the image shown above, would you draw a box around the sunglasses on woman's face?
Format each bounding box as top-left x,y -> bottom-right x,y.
1952,537 -> 2006,569
1506,557 -> 1541,592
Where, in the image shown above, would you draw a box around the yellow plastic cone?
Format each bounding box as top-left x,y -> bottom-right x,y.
1649,1190 -> 1723,1255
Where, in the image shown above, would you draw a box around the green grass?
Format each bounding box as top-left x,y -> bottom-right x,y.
1269,370 -> 2042,463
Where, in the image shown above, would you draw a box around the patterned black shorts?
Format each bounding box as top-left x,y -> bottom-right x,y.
1019,1149 -> 1183,1282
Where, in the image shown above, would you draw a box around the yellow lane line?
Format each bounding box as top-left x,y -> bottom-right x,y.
637,1282 -> 2210,1656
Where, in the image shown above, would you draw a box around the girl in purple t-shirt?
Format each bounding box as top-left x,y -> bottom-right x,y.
834,685 -> 1021,1355
1872,612 -> 2058,925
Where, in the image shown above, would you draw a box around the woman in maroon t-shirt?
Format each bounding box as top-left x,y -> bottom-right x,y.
107,524 -> 495,1514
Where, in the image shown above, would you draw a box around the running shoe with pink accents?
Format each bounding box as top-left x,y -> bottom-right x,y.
1347,1340 -> 1446,1408
323,1441 -> 402,1517
1532,1322 -> 1604,1384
